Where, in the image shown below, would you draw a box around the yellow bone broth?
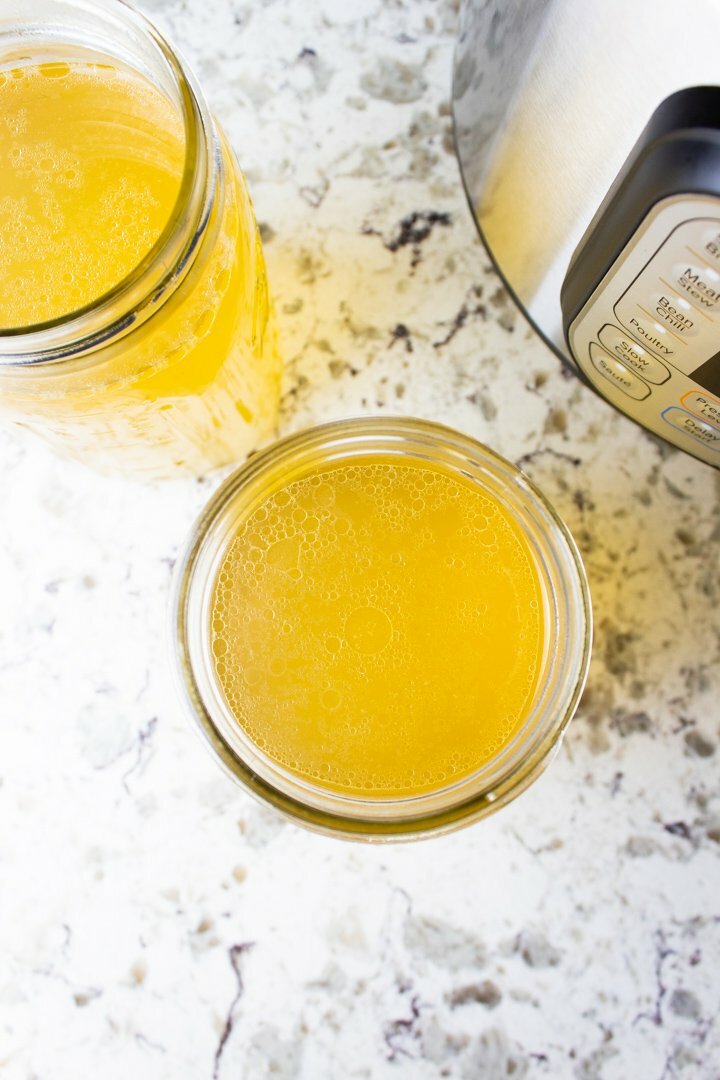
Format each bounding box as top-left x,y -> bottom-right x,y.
210,456 -> 544,798
0,59 -> 183,326
0,55 -> 279,476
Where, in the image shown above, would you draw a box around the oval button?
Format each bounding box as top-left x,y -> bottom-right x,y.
699,224 -> 720,266
598,323 -> 670,384
661,406 -> 720,450
680,390 -> 720,431
614,298 -> 680,360
647,292 -> 700,338
671,262 -> 720,314
589,343 -> 650,400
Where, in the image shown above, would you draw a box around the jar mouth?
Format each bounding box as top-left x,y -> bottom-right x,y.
172,417 -> 593,841
0,0 -> 215,364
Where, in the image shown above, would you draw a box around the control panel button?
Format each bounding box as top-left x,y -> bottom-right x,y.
671,262 -> 720,313
598,323 -> 670,383
646,291 -> 701,338
680,390 -> 720,431
699,224 -> 720,266
661,406 -> 720,450
589,343 -> 650,400
614,298 -> 681,360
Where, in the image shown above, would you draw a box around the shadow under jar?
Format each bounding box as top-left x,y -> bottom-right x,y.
173,417 -> 593,841
0,0 -> 279,479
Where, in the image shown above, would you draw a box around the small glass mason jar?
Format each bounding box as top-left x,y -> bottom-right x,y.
0,0 -> 280,479
172,417 -> 592,842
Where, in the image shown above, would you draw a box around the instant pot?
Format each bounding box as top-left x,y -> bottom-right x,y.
453,0 -> 720,466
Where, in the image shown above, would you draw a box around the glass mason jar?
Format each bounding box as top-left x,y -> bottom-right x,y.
0,0 -> 280,479
172,418 -> 593,842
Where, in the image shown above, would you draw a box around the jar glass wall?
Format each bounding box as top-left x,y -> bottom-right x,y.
0,0 -> 280,479
172,417 -> 593,842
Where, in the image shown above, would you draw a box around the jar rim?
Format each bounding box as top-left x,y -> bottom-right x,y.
171,417 -> 593,841
0,0 -> 215,365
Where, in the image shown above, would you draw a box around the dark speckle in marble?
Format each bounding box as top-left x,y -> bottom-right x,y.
514,929 -> 562,969
404,915 -> 487,971
448,980 -> 502,1009
684,729 -> 715,758
362,209 -> 452,270
360,57 -> 428,105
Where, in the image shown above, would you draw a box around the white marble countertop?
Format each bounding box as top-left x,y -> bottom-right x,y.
2,1 -> 719,1077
